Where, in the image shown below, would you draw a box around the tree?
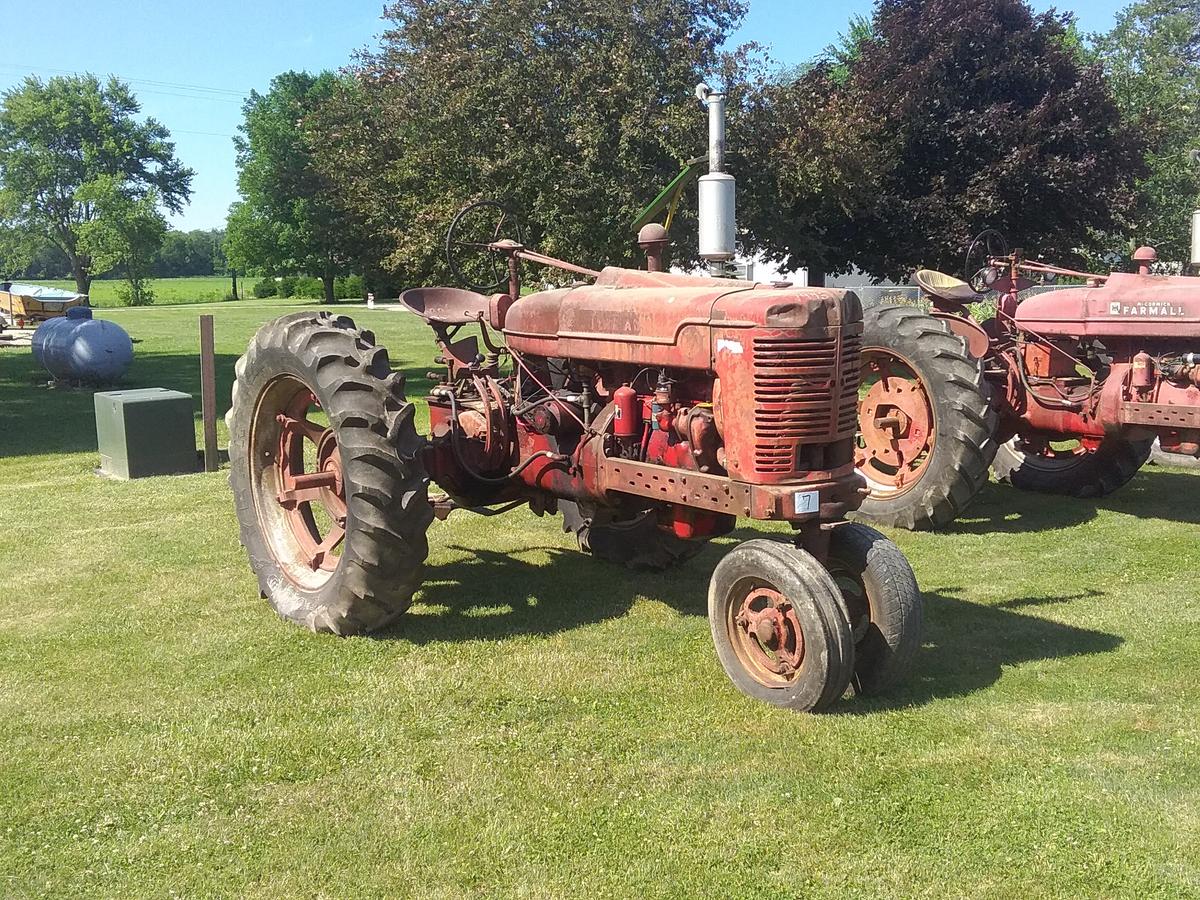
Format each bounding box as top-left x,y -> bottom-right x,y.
153,228 -> 226,277
0,75 -> 192,294
823,15 -> 875,86
0,226 -> 35,280
737,0 -> 1144,281
77,177 -> 168,305
21,242 -> 72,279
227,71 -> 358,304
1094,0 -> 1200,265
309,0 -> 749,286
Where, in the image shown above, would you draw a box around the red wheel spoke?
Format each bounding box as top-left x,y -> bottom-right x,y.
324,492 -> 347,520
878,357 -> 893,388
277,470 -> 340,508
299,417 -> 329,443
311,524 -> 346,571
277,413 -> 329,445
261,381 -> 349,576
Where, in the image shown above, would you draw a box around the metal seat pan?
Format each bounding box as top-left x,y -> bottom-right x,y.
398,287 -> 490,324
913,269 -> 979,304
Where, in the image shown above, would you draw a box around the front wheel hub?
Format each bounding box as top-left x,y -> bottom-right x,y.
732,587 -> 805,682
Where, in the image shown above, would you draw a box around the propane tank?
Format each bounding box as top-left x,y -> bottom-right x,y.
31,316 -> 74,368
613,384 -> 641,439
696,83 -> 736,266
34,315 -> 133,383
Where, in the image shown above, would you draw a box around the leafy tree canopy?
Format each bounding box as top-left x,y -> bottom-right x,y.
153,229 -> 227,278
1094,0 -> 1200,265
226,71 -> 358,303
738,0 -> 1144,281
311,0 -> 749,285
0,74 -> 192,293
77,176 -> 168,306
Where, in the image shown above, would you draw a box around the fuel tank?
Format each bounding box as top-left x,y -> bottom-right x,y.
1016,273 -> 1200,340
503,265 -> 860,368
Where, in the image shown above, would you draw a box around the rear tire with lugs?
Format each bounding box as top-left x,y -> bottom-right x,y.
993,436 -> 1152,498
227,311 -> 433,635
854,304 -> 997,530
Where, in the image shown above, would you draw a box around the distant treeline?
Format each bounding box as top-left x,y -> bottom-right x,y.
18,228 -> 228,280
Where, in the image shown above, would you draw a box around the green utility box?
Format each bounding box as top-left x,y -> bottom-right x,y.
94,388 -> 198,479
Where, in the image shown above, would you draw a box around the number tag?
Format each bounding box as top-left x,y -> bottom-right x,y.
794,490 -> 819,515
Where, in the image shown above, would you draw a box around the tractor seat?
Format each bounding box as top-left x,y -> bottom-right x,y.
912,269 -> 978,304
398,287 -> 490,324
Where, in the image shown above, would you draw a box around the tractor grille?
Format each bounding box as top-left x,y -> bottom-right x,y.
751,332 -> 860,475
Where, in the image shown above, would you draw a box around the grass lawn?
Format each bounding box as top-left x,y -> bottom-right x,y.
23,276 -> 246,307
1,298 -> 1197,898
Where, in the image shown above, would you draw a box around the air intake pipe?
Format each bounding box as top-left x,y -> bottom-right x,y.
696,83 -> 736,270
1191,209 -> 1200,272
1190,150 -> 1200,274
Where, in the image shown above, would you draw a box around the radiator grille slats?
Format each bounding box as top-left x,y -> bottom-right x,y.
751,334 -> 860,475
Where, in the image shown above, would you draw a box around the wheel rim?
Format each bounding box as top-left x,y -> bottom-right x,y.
250,375 -> 347,588
727,580 -> 805,687
856,349 -> 936,497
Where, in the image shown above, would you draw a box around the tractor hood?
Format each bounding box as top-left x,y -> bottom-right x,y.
1016,272 -> 1200,340
503,266 -> 860,368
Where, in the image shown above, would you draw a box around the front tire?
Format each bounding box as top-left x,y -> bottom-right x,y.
227,312 -> 434,635
708,540 -> 855,712
854,305 -> 997,530
992,435 -> 1152,498
826,523 -> 922,696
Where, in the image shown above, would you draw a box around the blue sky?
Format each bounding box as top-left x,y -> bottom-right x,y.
0,1 -> 1128,231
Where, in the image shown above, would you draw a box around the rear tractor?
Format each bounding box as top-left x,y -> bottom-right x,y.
227,85 -> 921,712
854,228 -> 1200,529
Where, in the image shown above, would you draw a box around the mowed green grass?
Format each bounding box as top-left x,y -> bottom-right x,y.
1,299 -> 1198,898
25,276 -> 242,307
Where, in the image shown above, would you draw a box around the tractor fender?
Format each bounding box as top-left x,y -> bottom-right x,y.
929,311 -> 990,360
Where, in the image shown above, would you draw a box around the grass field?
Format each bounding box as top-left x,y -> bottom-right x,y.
25,276 -> 245,307
1,299 -> 1197,898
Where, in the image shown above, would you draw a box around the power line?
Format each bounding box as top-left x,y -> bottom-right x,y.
129,88 -> 245,105
0,62 -> 250,101
173,129 -> 238,138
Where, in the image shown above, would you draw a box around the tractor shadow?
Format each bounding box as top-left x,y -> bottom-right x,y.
944,467 -> 1200,534
384,540 -> 723,645
839,585 -> 1122,714
381,536 -> 1123,712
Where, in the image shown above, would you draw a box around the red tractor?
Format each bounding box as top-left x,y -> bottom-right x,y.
226,86 -> 921,713
854,229 -> 1200,529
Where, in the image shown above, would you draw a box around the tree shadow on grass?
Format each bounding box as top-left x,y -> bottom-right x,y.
0,349 -> 241,459
379,537 -> 1123,711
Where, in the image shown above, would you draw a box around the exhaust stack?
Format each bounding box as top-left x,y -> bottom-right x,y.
1191,209 -> 1200,271
696,83 -> 736,270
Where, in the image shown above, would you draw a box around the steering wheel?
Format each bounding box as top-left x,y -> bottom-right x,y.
445,200 -> 525,294
963,229 -> 1010,293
